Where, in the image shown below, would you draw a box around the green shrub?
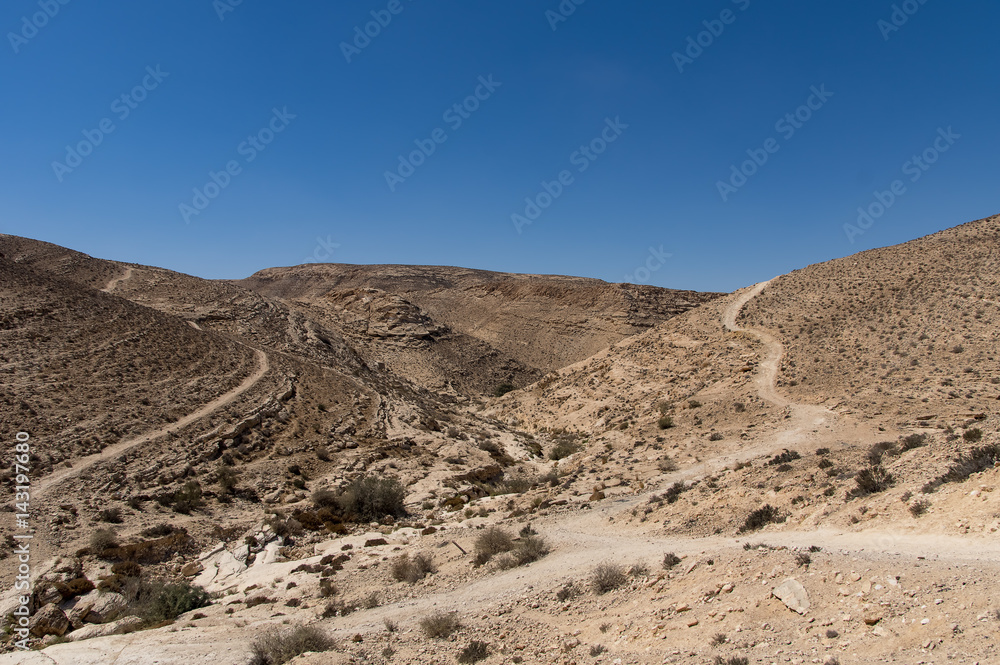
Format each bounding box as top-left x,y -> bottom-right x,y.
121,578 -> 210,623
473,527 -> 514,566
337,475 -> 406,521
657,415 -> 674,430
249,625 -> 333,665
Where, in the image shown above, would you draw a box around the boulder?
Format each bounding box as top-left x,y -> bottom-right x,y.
28,603 -> 70,637
66,616 -> 143,642
772,578 -> 810,615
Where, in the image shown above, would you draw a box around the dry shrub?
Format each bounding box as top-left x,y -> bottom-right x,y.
390,552 -> 436,583
248,625 -> 333,665
419,611 -> 461,638
591,562 -> 627,594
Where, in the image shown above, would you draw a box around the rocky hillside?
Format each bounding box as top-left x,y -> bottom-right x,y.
238,264 -> 722,384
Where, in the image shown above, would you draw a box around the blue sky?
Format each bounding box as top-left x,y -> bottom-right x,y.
2,0 -> 997,292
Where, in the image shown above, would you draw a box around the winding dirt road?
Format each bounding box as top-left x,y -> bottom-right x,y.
34,349 -> 270,499
8,285 -> 992,663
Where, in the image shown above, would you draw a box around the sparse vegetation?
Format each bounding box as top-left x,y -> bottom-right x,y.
248,625 -> 332,665
662,552 -> 681,570
740,505 -> 783,533
909,499 -> 931,517
89,528 -> 119,553
419,611 -> 461,638
901,433 -> 928,451
493,383 -> 515,397
713,657 -> 749,665
99,507 -> 123,523
963,428 -> 983,443
337,475 -> 407,521
391,552 -> 436,583
768,450 -> 801,466
923,443 -> 1000,492
591,562 -> 627,594
472,526 -> 548,568
852,465 -> 895,496
457,641 -> 490,663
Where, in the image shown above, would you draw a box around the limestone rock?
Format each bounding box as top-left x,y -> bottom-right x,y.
66,615 -> 143,642
772,578 -> 810,615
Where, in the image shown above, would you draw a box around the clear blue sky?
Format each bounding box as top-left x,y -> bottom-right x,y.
2,1 -> 997,292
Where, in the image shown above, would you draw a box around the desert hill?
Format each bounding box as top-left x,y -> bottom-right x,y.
238,263 -> 721,381
2,218 -> 999,665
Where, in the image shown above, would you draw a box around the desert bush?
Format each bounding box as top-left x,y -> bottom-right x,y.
549,440 -> 580,460
963,428 -> 984,443
457,641 -> 490,663
89,528 -> 119,553
657,415 -> 674,430
99,507 -> 123,523
120,578 -> 210,623
52,578 -> 95,600
768,450 -> 801,466
336,475 -> 406,520
493,383 -> 515,397
900,433 -> 928,451
171,481 -> 203,514
776,464 -> 792,472
248,625 -> 333,665
740,505 -> 783,533
216,466 -> 239,494
852,466 -> 895,496
473,527 -> 514,566
662,552 -> 681,570
817,458 -> 834,469
909,499 -> 930,517
713,657 -> 749,665
419,611 -> 461,638
795,552 -> 812,567
815,447 -> 830,455
590,644 -> 607,656
658,457 -> 678,472
708,432 -> 724,441
924,444 -> 1000,492
506,535 -> 549,567
140,523 -> 176,538
390,552 -> 436,583
867,441 -> 899,465
710,632 -> 727,646
591,562 -> 627,594
664,481 -> 687,504
111,561 -> 142,578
